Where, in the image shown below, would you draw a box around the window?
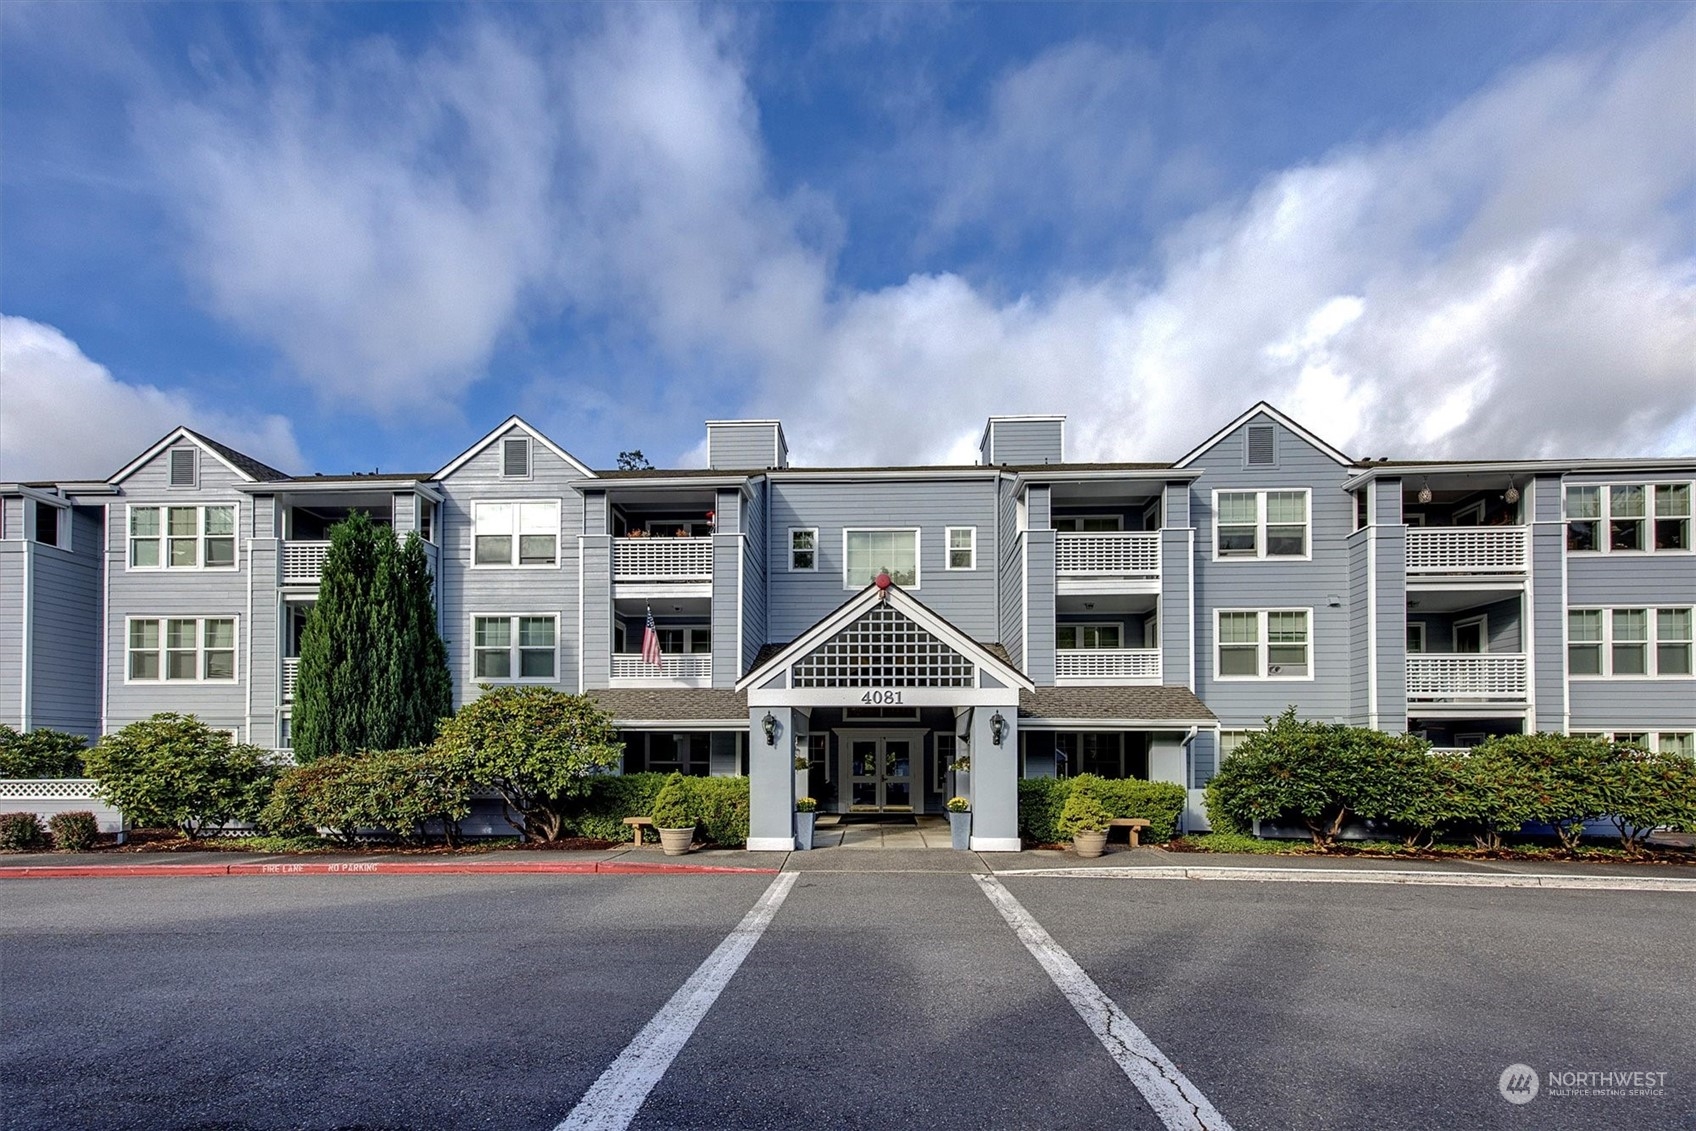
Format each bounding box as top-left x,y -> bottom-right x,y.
946,527 -> 976,570
1572,730 -> 1695,757
126,617 -> 236,682
1659,732 -> 1695,757
843,528 -> 919,588
636,733 -> 711,776
1056,624 -> 1122,649
1216,609 -> 1311,679
31,501 -> 62,548
1406,623 -> 1426,654
473,615 -> 557,680
1353,489 -> 1369,532
472,501 -> 559,566
501,436 -> 531,479
789,528 -> 817,571
1567,482 -> 1692,552
168,447 -> 197,487
419,502 -> 435,544
1453,616 -> 1487,654
1569,607 -> 1693,677
655,627 -> 711,654
127,505 -> 236,570
1214,490 -> 1309,559
1052,515 -> 1122,532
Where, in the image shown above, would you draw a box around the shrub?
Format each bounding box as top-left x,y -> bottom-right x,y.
0,725 -> 88,778
563,773 -> 669,842
1057,790 -> 1112,837
1477,734 -> 1610,852
260,748 -> 473,845
1445,744 -> 1543,851
1018,776 -> 1186,844
83,714 -> 277,838
432,687 -> 623,842
688,776 -> 750,847
48,811 -> 100,852
0,811 -> 46,851
650,773 -> 696,830
1206,709 -> 1432,849
1598,745 -> 1696,852
1203,780 -> 1243,835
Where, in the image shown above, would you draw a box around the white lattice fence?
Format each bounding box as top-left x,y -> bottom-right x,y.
1406,654 -> 1528,700
793,605 -> 975,688
610,654 -> 713,681
613,537 -> 714,582
282,541 -> 331,583
1054,532 -> 1161,576
1405,528 -> 1528,573
1055,649 -> 1162,680
0,779 -> 125,835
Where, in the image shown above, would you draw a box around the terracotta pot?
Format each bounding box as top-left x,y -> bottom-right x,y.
1073,830 -> 1108,858
658,827 -> 695,856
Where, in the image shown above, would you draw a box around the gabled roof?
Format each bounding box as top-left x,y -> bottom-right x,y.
735,582 -> 1035,693
1172,401 -> 1354,469
108,427 -> 290,485
435,415 -> 596,480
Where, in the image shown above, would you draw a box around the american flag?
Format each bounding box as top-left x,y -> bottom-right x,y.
641,606 -> 663,667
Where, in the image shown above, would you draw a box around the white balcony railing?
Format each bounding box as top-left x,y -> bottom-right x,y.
610,654 -> 713,682
282,541 -> 331,584
1055,532 -> 1160,578
282,657 -> 299,702
612,537 -> 713,583
1055,648 -> 1162,682
1406,654 -> 1528,701
1405,527 -> 1528,574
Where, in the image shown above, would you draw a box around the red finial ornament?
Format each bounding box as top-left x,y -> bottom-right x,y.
875,571 -> 891,590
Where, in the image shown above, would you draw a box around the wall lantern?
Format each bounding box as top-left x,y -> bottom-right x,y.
990,711 -> 1007,747
762,712 -> 778,746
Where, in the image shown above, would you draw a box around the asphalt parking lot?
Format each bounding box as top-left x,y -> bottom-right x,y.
3,869 -> 1691,1130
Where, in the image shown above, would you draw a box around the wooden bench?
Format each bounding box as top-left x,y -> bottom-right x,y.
623,816 -> 655,846
1107,818 -> 1151,847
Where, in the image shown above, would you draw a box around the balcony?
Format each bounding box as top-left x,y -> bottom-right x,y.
282,657 -> 299,702
1406,654 -> 1528,703
613,537 -> 713,586
1405,527 -> 1528,577
610,653 -> 712,688
1055,648 -> 1162,684
282,541 -> 331,584
1054,532 -> 1160,592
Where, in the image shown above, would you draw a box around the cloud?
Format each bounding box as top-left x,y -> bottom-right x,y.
130,7 -> 1694,463
0,315 -> 304,481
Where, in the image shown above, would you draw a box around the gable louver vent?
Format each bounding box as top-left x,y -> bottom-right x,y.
169,448 -> 198,487
1245,425 -> 1276,467
502,437 -> 531,479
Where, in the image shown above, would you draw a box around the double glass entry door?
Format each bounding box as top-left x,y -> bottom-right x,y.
848,735 -> 915,812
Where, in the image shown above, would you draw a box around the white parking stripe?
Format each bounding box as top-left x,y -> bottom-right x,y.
554,871 -> 799,1131
975,874 -> 1235,1131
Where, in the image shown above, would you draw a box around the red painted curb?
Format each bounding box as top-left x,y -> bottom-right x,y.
0,859 -> 780,879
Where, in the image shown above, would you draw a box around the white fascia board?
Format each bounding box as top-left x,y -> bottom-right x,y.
1343,459 -> 1696,491
609,718 -> 750,731
234,480 -> 445,504
576,475 -> 759,492
108,427 -> 258,485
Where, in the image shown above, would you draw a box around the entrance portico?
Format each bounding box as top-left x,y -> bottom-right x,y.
737,582 -> 1034,851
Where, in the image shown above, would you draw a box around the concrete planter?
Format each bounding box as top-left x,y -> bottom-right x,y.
948,810 -> 971,850
794,811 -> 815,851
657,827 -> 695,856
1072,830 -> 1108,858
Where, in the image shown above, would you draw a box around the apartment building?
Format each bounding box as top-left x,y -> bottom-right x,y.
3,403 -> 1691,849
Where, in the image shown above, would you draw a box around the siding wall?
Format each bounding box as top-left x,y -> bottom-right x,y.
711,488 -> 743,687
1370,481 -> 1407,729
984,419 -> 1064,466
1023,486 -> 1055,685
707,423 -> 784,470
740,480 -> 768,674
996,477 -> 1024,670
1189,415 -> 1355,727
0,547 -> 22,726
28,506 -> 103,735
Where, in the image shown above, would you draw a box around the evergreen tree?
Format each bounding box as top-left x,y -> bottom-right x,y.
367,531 -> 453,750
293,512 -> 380,762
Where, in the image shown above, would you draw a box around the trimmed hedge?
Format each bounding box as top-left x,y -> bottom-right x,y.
83,714 -> 278,839
0,811 -> 47,851
1019,776 -> 1186,845
48,811 -> 100,852
260,748 -> 473,844
561,773 -> 751,847
0,725 -> 87,779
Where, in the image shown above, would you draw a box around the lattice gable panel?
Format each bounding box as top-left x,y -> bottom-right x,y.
790,604 -> 975,688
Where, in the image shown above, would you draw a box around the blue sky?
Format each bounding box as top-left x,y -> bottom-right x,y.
1,2 -> 1692,480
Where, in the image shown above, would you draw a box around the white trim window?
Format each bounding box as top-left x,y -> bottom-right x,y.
946,526 -> 976,570
1566,482 -> 1691,553
1056,623 -> 1122,649
128,504 -> 237,569
127,616 -> 237,682
1214,489 -> 1310,559
655,626 -> 712,655
1571,730 -> 1696,757
1052,515 -> 1122,532
843,528 -> 919,588
1568,607 -> 1693,678
789,527 -> 818,571
1216,609 -> 1312,679
472,501 -> 559,567
473,615 -> 557,680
